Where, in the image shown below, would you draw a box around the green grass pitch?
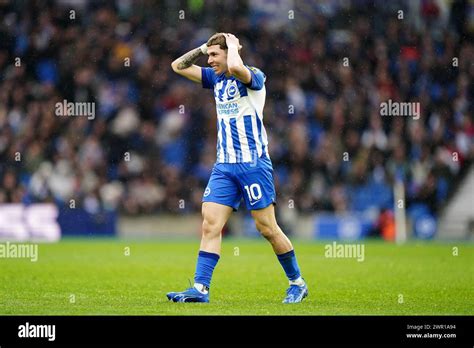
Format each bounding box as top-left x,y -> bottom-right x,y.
1,238 -> 472,315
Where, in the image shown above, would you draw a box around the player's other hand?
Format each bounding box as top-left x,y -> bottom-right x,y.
224,33 -> 242,50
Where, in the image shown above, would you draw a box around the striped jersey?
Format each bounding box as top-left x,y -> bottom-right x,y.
202,66 -> 269,163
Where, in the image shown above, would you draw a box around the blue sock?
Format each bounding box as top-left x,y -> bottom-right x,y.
276,249 -> 301,281
194,250 -> 220,288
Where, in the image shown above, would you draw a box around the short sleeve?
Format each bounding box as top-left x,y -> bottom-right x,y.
201,67 -> 217,89
244,66 -> 266,90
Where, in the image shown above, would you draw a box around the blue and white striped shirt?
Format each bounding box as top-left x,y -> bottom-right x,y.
202,66 -> 269,163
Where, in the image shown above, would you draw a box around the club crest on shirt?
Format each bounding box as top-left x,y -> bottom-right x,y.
226,84 -> 237,99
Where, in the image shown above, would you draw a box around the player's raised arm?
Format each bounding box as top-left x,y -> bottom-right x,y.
224,33 -> 251,84
170,44 -> 208,83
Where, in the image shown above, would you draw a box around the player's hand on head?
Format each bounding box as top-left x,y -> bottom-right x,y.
224,33 -> 242,50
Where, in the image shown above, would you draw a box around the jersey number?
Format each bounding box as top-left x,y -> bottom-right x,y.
244,184 -> 262,201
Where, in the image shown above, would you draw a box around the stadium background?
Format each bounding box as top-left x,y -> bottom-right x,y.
0,0 -> 473,241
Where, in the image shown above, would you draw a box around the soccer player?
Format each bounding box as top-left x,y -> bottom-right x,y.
167,33 -> 308,303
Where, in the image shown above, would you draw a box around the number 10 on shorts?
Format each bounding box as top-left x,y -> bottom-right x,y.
244,183 -> 262,202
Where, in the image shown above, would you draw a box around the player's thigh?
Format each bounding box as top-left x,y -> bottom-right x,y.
201,202 -> 233,229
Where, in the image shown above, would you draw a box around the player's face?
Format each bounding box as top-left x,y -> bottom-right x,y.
207,45 -> 228,75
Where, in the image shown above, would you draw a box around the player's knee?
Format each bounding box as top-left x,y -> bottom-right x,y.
255,219 -> 278,240
201,215 -> 221,237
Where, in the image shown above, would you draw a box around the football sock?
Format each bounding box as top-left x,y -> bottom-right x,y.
194,250 -> 220,290
276,249 -> 302,282
289,276 -> 305,286
193,283 -> 209,294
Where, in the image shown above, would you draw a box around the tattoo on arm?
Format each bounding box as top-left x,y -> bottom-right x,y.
177,48 -> 203,70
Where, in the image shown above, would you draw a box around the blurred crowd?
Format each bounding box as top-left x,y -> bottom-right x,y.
0,0 -> 473,217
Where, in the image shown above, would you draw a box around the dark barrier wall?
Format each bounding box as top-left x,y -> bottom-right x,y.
57,204 -> 117,236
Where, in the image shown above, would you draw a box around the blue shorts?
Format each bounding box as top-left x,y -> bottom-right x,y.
202,156 -> 276,211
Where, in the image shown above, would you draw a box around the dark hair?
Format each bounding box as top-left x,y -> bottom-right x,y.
206,33 -> 242,53
206,33 -> 227,50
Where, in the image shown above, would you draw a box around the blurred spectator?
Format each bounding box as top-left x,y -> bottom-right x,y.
0,0 -> 472,220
